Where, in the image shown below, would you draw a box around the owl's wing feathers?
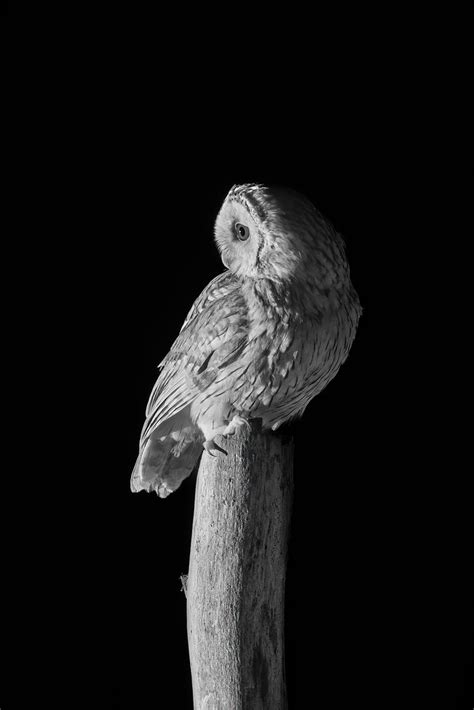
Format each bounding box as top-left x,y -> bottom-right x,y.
145,271 -> 241,418
140,272 -> 248,446
178,270 -> 239,335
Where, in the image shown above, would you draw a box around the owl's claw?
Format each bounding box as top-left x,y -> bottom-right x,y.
223,415 -> 251,437
203,439 -> 228,457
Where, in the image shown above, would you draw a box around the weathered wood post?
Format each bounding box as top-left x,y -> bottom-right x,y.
186,420 -> 294,709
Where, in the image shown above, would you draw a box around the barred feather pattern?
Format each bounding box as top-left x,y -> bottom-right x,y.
131,184 -> 362,497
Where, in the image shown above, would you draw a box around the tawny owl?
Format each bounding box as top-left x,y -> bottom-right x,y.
131,184 -> 362,497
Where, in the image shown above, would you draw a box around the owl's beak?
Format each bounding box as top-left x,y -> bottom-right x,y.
222,252 -> 233,269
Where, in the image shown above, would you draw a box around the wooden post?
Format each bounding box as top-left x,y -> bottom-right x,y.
186,420 -> 294,710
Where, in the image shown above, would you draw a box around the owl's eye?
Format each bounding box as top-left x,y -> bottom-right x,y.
234,222 -> 250,241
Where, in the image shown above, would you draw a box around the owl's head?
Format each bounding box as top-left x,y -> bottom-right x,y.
214,183 -> 349,288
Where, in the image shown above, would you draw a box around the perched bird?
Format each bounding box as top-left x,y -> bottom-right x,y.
131,184 -> 362,497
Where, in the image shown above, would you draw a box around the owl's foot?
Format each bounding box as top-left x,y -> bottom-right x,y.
203,438 -> 228,457
223,414 -> 251,437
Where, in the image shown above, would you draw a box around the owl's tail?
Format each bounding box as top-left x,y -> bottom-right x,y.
130,431 -> 203,498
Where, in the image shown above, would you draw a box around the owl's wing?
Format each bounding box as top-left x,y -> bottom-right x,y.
140,271 -> 247,446
178,270 -> 238,334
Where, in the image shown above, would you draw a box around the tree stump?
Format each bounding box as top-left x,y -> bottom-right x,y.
186,420 -> 294,709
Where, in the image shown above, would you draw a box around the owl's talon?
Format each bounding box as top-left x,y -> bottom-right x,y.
203,439 -> 228,456
223,415 -> 251,438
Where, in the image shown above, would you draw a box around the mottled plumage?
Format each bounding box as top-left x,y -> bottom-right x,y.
131,184 -> 362,497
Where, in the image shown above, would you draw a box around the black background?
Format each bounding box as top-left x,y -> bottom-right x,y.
2,21 -> 472,710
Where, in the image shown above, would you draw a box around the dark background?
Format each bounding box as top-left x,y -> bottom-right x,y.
2,23 -> 472,710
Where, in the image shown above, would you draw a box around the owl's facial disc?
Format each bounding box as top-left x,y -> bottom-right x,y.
221,221 -> 252,268
214,200 -> 262,276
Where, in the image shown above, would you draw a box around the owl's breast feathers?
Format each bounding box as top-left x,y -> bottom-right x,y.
226,275 -> 361,428
141,269 -> 361,443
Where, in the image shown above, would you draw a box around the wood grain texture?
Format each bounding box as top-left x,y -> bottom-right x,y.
187,421 -> 294,709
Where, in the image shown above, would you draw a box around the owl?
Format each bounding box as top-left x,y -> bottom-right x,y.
131,183 -> 362,497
